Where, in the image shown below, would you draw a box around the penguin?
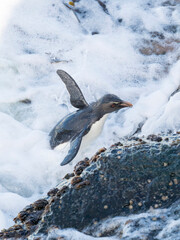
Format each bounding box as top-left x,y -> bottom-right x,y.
49,70 -> 133,166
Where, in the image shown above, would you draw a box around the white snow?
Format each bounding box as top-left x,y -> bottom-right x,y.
0,0 -> 179,234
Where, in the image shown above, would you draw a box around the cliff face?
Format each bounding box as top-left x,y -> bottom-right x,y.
0,134 -> 180,239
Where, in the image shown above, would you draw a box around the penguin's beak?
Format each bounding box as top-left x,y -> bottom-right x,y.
119,101 -> 133,108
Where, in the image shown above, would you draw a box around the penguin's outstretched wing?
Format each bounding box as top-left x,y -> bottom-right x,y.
60,128 -> 88,166
57,70 -> 89,109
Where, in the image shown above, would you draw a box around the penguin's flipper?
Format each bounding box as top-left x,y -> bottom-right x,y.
57,70 -> 89,109
60,129 -> 86,166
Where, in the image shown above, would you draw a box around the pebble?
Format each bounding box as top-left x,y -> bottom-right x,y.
74,158 -> 89,175
74,180 -> 90,190
64,173 -> 75,179
147,134 -> 162,142
71,176 -> 83,186
47,188 -> 59,197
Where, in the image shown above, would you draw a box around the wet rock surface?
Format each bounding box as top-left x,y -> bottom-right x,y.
139,38 -> 180,56
0,134 -> 179,239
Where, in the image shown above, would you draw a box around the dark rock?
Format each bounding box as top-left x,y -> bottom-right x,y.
35,136 -> 179,234
19,99 -> 31,104
23,204 -> 34,213
128,137 -> 146,144
111,142 -> 123,147
117,18 -> 123,23
150,31 -> 165,40
96,0 -> 109,15
71,176 -> 83,186
0,225 -> 28,239
10,225 -> 22,231
1,231 -> 15,239
25,211 -> 43,228
96,147 -> 107,155
74,158 -> 89,175
90,154 -> 100,162
73,180 -> 90,190
129,137 -> 140,141
163,25 -> 178,33
32,199 -> 48,211
1,135 -> 179,239
91,31 -> 99,35
90,148 -> 107,163
147,134 -> 163,142
56,186 -> 69,197
15,210 -> 29,223
63,173 -> 75,179
47,188 -> 59,196
162,1 -> 176,6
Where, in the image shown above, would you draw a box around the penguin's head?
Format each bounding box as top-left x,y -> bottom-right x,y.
98,94 -> 133,114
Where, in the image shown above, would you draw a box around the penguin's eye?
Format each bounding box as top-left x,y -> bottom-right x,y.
111,103 -> 118,108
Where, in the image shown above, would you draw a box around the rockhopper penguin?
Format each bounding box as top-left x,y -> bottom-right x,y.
49,70 -> 133,166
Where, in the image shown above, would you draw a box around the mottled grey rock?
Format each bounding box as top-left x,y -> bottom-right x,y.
37,136 -> 179,234
0,135 -> 179,239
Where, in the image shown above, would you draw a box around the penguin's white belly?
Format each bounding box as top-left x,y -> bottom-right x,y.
54,114 -> 108,151
54,142 -> 69,151
81,114 -> 108,146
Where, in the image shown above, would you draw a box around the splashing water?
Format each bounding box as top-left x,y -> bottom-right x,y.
0,0 -> 179,237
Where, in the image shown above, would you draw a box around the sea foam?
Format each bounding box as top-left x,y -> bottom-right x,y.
0,0 -> 179,234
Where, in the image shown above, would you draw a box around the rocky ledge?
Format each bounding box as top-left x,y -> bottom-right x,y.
0,134 -> 180,239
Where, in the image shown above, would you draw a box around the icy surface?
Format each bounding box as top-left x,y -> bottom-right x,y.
0,0 -> 180,236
